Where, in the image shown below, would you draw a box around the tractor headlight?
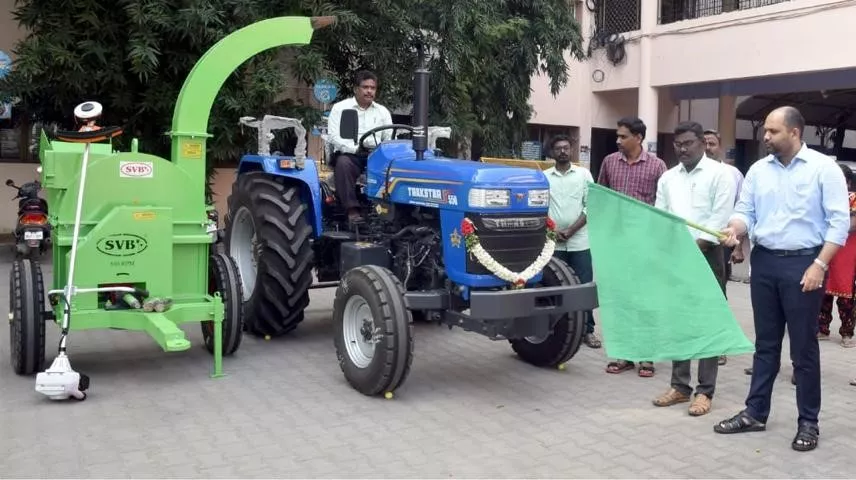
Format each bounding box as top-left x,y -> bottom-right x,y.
468,188 -> 510,208
528,189 -> 549,207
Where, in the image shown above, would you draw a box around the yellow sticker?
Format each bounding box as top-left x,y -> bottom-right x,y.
182,141 -> 203,159
133,212 -> 156,221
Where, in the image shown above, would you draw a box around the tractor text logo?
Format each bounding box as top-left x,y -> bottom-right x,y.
96,234 -> 149,257
119,161 -> 154,178
406,187 -> 457,205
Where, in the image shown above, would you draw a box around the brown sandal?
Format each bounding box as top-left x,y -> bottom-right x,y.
606,360 -> 635,374
688,394 -> 712,416
638,362 -> 655,377
653,388 -> 690,407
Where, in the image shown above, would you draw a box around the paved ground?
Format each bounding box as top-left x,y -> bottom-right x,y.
2,246 -> 856,479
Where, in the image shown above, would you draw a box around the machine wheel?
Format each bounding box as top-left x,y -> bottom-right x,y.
9,258 -> 45,375
333,265 -> 414,396
225,172 -> 314,337
201,252 -> 244,356
509,257 -> 586,368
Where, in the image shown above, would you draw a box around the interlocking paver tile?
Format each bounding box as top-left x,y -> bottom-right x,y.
2,248 -> 855,478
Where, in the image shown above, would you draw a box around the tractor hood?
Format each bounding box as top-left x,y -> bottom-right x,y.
365,141 -> 551,211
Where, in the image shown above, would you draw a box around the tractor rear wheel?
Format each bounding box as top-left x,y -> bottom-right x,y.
201,252 -> 244,355
333,265 -> 414,396
225,172 -> 314,338
509,257 -> 586,368
9,258 -> 45,375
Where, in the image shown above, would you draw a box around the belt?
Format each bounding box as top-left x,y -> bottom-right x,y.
755,245 -> 822,257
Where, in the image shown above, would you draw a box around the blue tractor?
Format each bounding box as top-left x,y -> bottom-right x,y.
224,50 -> 599,397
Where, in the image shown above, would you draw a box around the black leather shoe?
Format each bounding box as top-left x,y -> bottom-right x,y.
792,423 -> 819,452
714,410 -> 766,434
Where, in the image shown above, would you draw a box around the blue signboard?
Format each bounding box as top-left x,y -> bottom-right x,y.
0,50 -> 11,79
313,79 -> 338,104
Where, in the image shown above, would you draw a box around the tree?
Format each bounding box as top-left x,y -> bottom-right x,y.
304,0 -> 585,158
1,0 -> 584,170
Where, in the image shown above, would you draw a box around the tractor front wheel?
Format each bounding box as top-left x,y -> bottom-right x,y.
333,265 -> 414,396
224,172 -> 314,338
509,257 -> 586,368
9,258 -> 45,375
201,252 -> 244,356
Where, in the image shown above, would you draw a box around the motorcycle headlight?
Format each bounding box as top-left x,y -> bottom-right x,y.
468,188 -> 510,208
528,189 -> 549,207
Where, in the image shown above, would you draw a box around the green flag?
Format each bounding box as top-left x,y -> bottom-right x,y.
585,182 -> 755,362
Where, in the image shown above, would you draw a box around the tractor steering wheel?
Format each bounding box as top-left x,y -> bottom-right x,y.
358,124 -> 415,152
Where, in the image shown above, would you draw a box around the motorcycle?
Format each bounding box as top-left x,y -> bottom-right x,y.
6,175 -> 50,258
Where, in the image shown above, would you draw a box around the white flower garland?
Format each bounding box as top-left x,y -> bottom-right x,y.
461,217 -> 557,288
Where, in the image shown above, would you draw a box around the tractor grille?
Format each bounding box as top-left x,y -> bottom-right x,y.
465,212 -> 547,275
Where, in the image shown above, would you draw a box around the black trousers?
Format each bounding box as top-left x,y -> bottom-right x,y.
745,245 -> 824,426
333,153 -> 362,211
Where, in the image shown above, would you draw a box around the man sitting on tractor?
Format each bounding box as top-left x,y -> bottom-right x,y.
326,70 -> 394,224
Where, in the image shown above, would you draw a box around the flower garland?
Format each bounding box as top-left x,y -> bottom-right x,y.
461,217 -> 558,289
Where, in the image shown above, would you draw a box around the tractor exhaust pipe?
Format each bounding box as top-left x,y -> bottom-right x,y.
412,43 -> 430,161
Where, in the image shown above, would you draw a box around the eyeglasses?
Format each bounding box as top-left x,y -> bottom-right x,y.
673,140 -> 698,150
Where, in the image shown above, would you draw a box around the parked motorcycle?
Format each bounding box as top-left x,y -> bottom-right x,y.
6,176 -> 50,258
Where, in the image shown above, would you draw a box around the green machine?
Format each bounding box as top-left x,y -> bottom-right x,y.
8,16 -> 334,401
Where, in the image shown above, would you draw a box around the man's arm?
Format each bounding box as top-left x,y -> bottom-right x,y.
816,160 -> 851,264
699,168 -> 736,247
326,103 -> 357,154
379,106 -> 394,142
565,170 -> 593,239
596,157 -> 610,186
726,166 -> 756,237
654,173 -> 668,211
801,160 -> 850,291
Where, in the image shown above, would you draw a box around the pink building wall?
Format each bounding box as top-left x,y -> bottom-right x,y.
528,0 -> 856,164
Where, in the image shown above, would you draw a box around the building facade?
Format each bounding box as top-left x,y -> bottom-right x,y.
529,0 -> 856,177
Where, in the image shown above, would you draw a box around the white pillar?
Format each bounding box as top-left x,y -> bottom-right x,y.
638,0 -> 659,153
717,94 -> 738,162
577,3 -> 595,170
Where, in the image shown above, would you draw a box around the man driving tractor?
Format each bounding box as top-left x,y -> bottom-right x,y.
326,70 -> 394,224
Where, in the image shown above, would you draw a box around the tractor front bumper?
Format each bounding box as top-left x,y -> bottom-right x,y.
405,282 -> 599,339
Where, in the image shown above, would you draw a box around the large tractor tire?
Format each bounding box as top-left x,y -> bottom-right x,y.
225,172 -> 314,338
509,257 -> 586,368
201,252 -> 244,356
9,258 -> 45,375
333,265 -> 414,396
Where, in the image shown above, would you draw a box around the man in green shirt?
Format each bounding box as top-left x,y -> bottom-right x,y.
545,134 -> 600,348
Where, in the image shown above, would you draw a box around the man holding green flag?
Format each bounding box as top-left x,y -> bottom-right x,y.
585,140 -> 755,372
650,121 -> 736,417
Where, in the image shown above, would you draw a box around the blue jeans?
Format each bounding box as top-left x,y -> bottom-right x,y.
553,249 -> 595,334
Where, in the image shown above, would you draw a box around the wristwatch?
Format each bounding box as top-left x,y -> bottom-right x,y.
813,258 -> 828,271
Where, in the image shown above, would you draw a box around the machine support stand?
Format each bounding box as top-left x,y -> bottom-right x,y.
211,293 -> 226,379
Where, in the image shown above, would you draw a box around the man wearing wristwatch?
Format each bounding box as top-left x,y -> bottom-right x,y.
713,107 -> 850,453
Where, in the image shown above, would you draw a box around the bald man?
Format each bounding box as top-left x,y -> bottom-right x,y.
714,106 -> 850,452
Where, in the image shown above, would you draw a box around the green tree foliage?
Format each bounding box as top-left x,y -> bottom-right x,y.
1,0 -> 583,164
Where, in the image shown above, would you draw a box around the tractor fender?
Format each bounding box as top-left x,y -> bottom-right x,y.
236,154 -> 323,237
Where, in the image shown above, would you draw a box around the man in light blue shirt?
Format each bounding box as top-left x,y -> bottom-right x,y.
714,106 -> 850,453
544,134 -> 599,348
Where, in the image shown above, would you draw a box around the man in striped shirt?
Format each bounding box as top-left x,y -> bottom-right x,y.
598,116 -> 668,378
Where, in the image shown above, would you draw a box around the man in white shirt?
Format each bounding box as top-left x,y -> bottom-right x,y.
651,121 -> 736,417
326,70 -> 393,223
